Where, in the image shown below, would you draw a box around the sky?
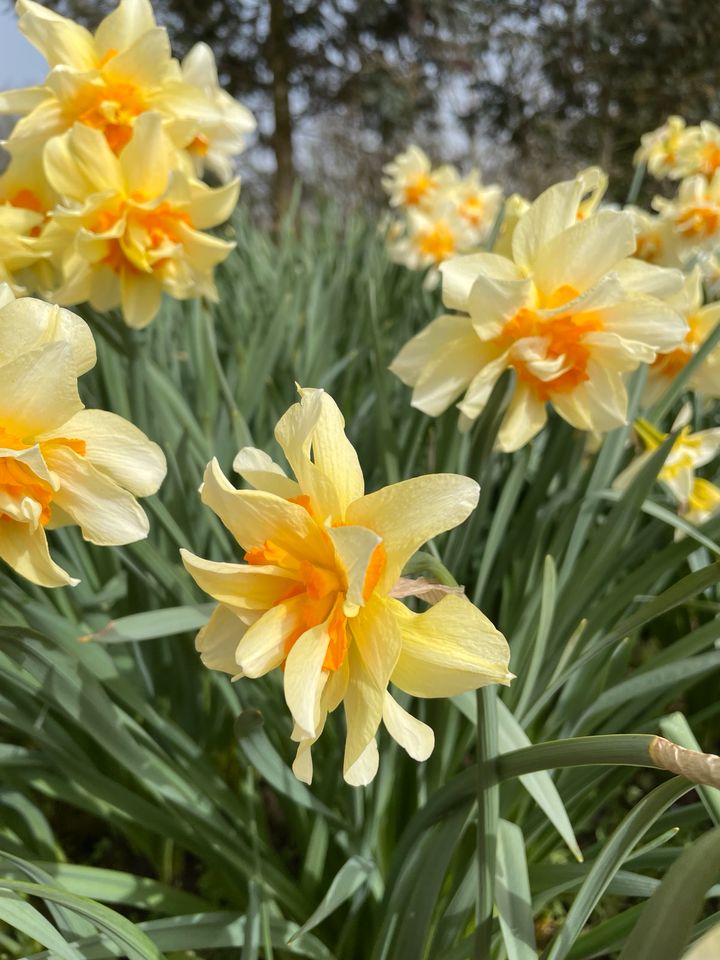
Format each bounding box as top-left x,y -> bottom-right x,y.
0,8 -> 46,88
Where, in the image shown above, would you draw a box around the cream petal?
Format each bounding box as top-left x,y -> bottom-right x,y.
200,458 -> 329,566
232,447 -> 300,499
16,0 -> 96,69
440,252 -> 524,310
551,362 -> 628,433
102,27 -> 174,88
292,738 -> 316,785
94,0 -> 157,55
344,738 -> 379,786
512,179 -> 583,273
325,524 -> 382,609
0,85 -> 48,114
44,124 -> 124,199
532,210 -> 636,298
180,549 -> 302,609
0,342 -> 82,435
120,271 -> 163,330
235,594 -> 307,678
456,351 -> 511,424
350,595 -> 403,690
346,475 -> 479,590
467,274 -> 533,337
342,641 -> 385,774
120,112 -> 175,199
383,692 -> 434,761
690,429 -> 720,467
391,593 -> 511,698
39,409 -> 165,496
496,383 -> 548,452
195,603 -> 246,676
0,296 -> 94,374
190,178 -> 240,229
284,620 -> 330,739
409,333 -> 493,417
0,519 -> 77,587
274,387 -> 364,520
613,258 -> 684,299
390,313 -> 475,386
597,298 -> 688,353
44,445 -> 150,546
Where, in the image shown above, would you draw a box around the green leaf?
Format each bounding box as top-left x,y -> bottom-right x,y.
290,856 -> 374,941
619,825 -> 720,960
87,605 -> 213,643
0,891 -> 83,960
496,820 -> 538,960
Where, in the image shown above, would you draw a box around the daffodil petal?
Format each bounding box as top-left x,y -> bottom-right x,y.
0,519 -> 77,588
383,692 -> 434,761
235,594 -> 307,678
284,620 -> 331,739
232,447 -> 300,499
512,179 -> 583,272
325,524 -> 381,609
346,475 -> 479,590
0,342 -> 82,435
344,737 -> 379,787
195,604 -> 246,676
391,594 -> 511,698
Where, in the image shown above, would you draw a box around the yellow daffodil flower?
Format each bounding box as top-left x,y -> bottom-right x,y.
616,417 -> 720,526
646,268 -> 720,403
391,177 -> 687,451
386,198 -> 477,288
634,116 -> 691,179
0,0 -> 255,174
42,113 -> 238,328
382,145 -> 458,211
180,43 -> 256,183
453,170 -> 503,245
182,387 -> 511,786
0,285 -> 166,586
653,172 -> 720,255
0,153 -> 57,294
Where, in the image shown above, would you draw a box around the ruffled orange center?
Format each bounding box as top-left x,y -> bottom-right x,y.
9,189 -> 45,215
701,144 -> 720,176
92,200 -> 192,275
404,173 -> 434,206
495,297 -> 603,402
0,427 -> 86,526
675,206 -> 719,239
244,496 -> 386,672
188,135 -> 210,157
418,223 -> 455,262
69,77 -> 147,154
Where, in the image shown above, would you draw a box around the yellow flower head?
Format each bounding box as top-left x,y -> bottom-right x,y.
646,268 -> 720,403
42,113 -> 239,328
180,43 -> 257,183
391,177 -> 687,451
382,145 -> 458,211
654,172 -> 720,255
0,285 -> 166,586
0,0 -> 254,176
386,197 -> 477,283
182,387 -> 511,786
0,153 -> 57,294
452,169 -> 503,244
616,416 -> 720,526
634,116 -> 691,179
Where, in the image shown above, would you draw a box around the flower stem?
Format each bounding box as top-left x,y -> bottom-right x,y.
475,684 -> 498,959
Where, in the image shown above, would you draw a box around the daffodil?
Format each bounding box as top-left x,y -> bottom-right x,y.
386,198 -> 476,285
182,387 -> 511,785
0,0 -> 254,174
646,269 -> 720,403
634,116 -> 691,179
391,177 -> 687,451
671,121 -> 720,179
382,145 -> 457,211
0,285 -> 166,587
653,172 -> 720,257
615,417 -> 720,525
453,170 -> 503,244
180,43 -> 256,183
0,154 -> 56,294
42,113 -> 238,328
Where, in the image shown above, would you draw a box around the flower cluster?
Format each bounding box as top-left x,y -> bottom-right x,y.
0,0 -> 254,327
382,145 -> 502,285
0,284 -> 166,586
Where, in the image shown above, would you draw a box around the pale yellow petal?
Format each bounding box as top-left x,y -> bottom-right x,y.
344,738 -> 379,786
391,593 -> 511,698
383,692 -> 434,761
120,112 -> 174,199
199,458 -> 329,566
195,603 -> 246,676
44,445 -> 150,545
496,382 -> 548,452
232,447 -> 300,499
325,524 -> 382,610
94,0 -> 157,55
119,270 -> 163,330
235,594 -> 307,677
0,296 -> 95,375
346,475 -> 479,590
40,409 -> 165,497
180,549 -> 301,609
190,178 -> 240,229
17,0 -> 96,69
342,642 -> 385,774
284,620 -> 330,738
44,124 -> 124,199
0,519 -> 77,587
0,342 -> 82,435
440,252 -> 524,310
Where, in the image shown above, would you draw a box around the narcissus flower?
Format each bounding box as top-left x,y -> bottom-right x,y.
382,145 -> 457,211
653,173 -> 720,258
646,269 -> 720,403
386,198 -> 477,288
182,387 -> 511,786
615,418 -> 720,526
180,43 -> 256,183
0,286 -> 166,586
42,113 -> 238,328
634,116 -> 691,179
453,170 -> 502,245
0,154 -> 56,294
391,177 -> 687,450
0,0 -> 254,174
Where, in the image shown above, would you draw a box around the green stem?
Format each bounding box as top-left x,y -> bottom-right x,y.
475,685 -> 499,959
495,734 -> 656,782
625,161 -> 646,206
